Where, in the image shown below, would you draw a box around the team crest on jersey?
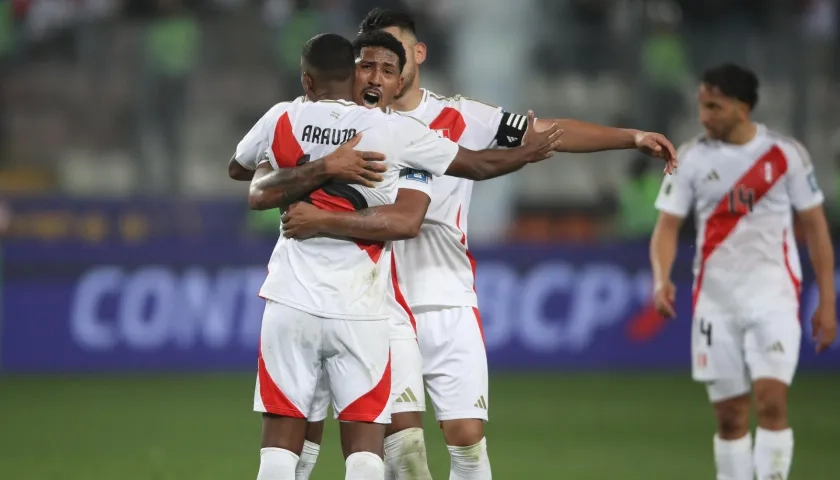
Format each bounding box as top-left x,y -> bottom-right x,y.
405,169 -> 429,183
434,128 -> 451,139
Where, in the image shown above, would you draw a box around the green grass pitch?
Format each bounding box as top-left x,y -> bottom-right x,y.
1,373 -> 838,479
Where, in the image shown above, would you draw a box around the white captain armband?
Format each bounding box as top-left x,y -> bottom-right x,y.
495,111 -> 529,147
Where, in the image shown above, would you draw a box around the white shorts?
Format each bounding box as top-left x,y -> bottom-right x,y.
691,312 -> 801,403
415,305 -> 488,422
309,337 -> 425,421
253,300 -> 392,424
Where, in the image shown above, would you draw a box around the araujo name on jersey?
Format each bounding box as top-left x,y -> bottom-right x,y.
301,125 -> 357,145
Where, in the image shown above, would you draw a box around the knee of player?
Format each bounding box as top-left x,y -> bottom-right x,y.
755,393 -> 788,425
441,419 -> 485,447
714,404 -> 750,438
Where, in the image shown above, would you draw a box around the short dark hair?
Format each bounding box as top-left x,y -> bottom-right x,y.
701,63 -> 760,110
301,33 -> 355,82
353,30 -> 407,73
358,7 -> 417,36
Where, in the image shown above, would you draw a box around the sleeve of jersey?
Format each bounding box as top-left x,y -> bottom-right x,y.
458,98 -> 527,149
234,116 -> 269,170
397,168 -> 433,197
784,143 -> 824,211
654,160 -> 693,217
391,114 -> 459,177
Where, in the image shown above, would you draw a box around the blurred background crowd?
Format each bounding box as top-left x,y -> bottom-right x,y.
2,0 -> 840,243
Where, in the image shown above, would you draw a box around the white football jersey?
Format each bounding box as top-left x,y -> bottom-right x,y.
655,124 -> 824,317
236,96 -> 460,321
392,89 -> 529,310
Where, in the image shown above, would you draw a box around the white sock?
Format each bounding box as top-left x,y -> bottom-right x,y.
754,427 -> 794,480
257,448 -> 299,480
295,440 -> 321,480
345,451 -> 385,480
713,434 -> 754,480
384,428 -> 432,480
447,437 -> 491,480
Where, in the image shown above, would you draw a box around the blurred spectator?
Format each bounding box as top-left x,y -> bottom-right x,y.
616,155 -> 662,238
265,0 -> 321,94
138,0 -> 200,196
0,1 -> 13,162
2,0 -> 839,240
638,0 -> 689,138
569,0 -> 612,76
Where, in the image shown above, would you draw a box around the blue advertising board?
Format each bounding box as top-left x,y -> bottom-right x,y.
2,238 -> 839,372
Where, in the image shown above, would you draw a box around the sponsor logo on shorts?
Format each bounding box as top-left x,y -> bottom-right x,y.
474,395 -> 488,410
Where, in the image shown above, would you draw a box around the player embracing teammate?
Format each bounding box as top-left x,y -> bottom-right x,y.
273,7 -> 677,480
232,30 -> 564,480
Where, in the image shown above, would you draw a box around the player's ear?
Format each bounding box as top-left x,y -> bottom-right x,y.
397,75 -> 405,94
301,72 -> 314,96
414,42 -> 427,65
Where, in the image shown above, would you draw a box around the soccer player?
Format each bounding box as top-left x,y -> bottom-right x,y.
650,64 -> 837,480
232,32 -> 561,480
296,8 -> 675,480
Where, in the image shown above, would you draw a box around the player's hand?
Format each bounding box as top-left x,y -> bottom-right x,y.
811,302 -> 837,354
634,131 -> 678,175
324,134 -> 387,188
520,111 -> 564,163
282,202 -> 327,240
653,281 -> 677,319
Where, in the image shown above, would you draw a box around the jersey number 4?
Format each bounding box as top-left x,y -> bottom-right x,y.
727,185 -> 755,214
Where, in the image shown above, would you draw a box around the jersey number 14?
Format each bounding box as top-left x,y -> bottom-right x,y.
727,185 -> 755,215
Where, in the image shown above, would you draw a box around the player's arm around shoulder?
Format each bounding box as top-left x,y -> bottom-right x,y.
247,135 -> 387,211
444,111 -> 563,180
281,170 -> 433,241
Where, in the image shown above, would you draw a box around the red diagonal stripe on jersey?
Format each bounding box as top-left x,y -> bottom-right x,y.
272,112 -> 304,168
309,189 -> 384,263
693,145 -> 789,310
429,107 -> 466,142
310,189 -> 355,212
391,255 -> 417,333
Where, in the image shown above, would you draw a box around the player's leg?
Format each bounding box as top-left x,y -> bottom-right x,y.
297,374 -> 330,480
417,306 -> 491,480
746,317 -> 801,480
693,315 -> 754,480
297,422 -> 323,480
384,337 -> 431,480
254,301 -> 323,480
325,318 -> 392,479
